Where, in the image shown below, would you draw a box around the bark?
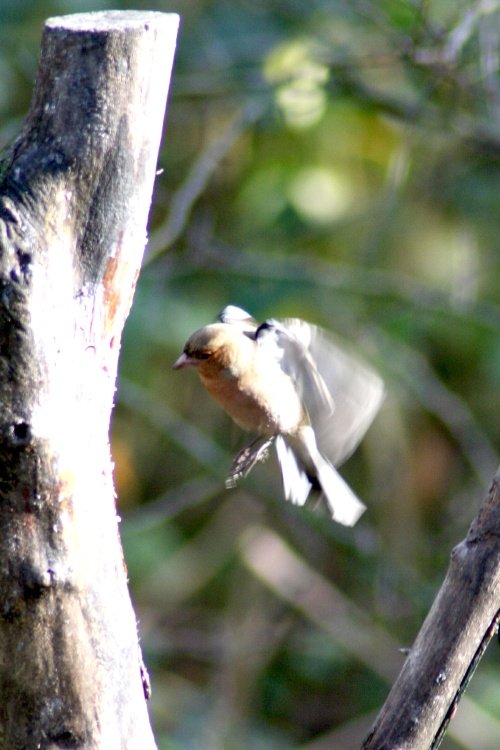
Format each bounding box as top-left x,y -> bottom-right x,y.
362,469 -> 500,750
0,11 -> 178,749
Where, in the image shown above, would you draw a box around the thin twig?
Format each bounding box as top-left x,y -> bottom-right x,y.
146,99 -> 266,263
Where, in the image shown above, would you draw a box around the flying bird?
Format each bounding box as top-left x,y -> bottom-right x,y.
173,306 -> 384,526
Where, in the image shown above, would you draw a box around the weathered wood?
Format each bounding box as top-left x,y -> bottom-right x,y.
0,11 -> 178,749
361,470 -> 500,750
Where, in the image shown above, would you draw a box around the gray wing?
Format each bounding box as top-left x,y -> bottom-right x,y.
261,318 -> 384,466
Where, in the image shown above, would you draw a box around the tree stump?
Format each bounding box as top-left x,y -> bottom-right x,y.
0,11 -> 179,748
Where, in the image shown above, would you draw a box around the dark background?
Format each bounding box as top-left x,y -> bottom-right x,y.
1,1 -> 499,748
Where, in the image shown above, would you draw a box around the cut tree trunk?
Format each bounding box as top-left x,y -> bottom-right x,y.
0,11 -> 178,749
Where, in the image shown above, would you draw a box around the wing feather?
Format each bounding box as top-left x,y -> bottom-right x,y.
259,318 -> 384,466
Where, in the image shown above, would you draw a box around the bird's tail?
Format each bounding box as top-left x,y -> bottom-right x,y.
313,454 -> 366,526
276,428 -> 366,526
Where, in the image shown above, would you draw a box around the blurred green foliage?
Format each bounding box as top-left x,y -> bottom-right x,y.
2,0 -> 499,748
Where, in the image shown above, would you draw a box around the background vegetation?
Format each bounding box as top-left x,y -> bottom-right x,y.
1,1 -> 498,748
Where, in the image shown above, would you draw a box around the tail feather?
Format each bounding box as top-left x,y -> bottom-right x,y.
275,436 -> 311,506
315,456 -> 366,526
276,426 -> 366,526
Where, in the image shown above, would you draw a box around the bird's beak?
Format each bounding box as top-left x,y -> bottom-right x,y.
173,352 -> 196,369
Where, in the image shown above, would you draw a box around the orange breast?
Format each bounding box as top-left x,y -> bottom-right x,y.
199,356 -> 304,437
200,372 -> 276,434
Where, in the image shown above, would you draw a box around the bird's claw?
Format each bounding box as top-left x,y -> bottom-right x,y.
225,437 -> 275,488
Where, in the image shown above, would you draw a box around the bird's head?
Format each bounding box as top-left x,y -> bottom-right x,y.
173,323 -> 252,377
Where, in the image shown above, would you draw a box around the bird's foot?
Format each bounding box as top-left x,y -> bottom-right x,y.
225,436 -> 275,488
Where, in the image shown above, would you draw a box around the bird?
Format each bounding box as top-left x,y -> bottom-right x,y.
173,305 -> 384,526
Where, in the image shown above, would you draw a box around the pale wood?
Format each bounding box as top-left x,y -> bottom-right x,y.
0,11 -> 178,748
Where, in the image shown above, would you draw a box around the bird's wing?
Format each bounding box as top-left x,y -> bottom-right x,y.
275,319 -> 335,414
259,318 -> 384,466
217,305 -> 258,335
256,318 -> 334,417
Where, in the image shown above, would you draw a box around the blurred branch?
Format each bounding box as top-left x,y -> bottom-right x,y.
240,526 -> 404,684
327,65 -> 500,157
299,709 -> 378,750
118,378 -> 227,471
361,469 -> 500,750
327,65 -> 424,121
330,2 -> 500,155
142,496 -> 261,606
146,99 -> 266,263
374,331 -> 498,483
414,0 -> 499,66
169,243 -> 500,332
123,475 -> 222,534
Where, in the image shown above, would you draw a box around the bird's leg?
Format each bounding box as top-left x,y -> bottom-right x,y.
225,436 -> 275,488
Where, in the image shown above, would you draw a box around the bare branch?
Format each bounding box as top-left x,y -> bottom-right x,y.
361,469 -> 500,750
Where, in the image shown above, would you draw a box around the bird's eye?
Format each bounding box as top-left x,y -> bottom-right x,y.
189,350 -> 210,360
